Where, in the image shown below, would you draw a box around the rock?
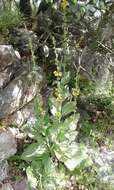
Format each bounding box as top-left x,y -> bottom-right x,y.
6,102 -> 36,128
88,147 -> 114,187
0,45 -> 20,73
9,127 -> 26,140
12,179 -> 35,190
75,48 -> 114,96
75,49 -> 111,80
1,102 -> 37,137
0,72 -> 11,89
0,160 -> 9,183
0,183 -> 14,190
0,130 -> 17,161
0,67 -> 44,119
0,45 -> 21,89
9,28 -> 38,57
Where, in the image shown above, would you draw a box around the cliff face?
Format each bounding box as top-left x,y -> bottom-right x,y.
0,43 -> 44,188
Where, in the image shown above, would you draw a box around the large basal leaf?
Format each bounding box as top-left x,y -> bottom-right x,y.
26,166 -> 37,189
43,181 -> 57,190
43,157 -> 66,190
64,130 -> 78,142
21,143 -> 47,161
63,114 -> 80,131
54,142 -> 89,171
62,102 -> 76,116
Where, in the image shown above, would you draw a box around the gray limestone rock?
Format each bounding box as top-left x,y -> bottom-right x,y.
0,183 -> 14,190
0,130 -> 17,161
12,179 -> 34,190
6,102 -> 36,128
0,67 -> 44,119
0,45 -> 20,73
74,48 -> 114,96
9,28 -> 38,57
0,45 -> 21,89
88,147 -> 114,187
0,160 -> 9,183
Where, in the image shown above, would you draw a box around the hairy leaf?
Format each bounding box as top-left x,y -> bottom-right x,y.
21,143 -> 47,161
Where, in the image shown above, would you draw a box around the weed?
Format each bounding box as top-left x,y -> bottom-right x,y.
0,6 -> 23,31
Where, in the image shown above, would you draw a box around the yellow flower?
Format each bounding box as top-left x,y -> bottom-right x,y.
56,112 -> 62,119
53,70 -> 62,77
72,88 -> 80,97
76,36 -> 84,48
40,107 -> 46,116
54,88 -> 58,97
57,94 -> 63,102
61,0 -> 69,10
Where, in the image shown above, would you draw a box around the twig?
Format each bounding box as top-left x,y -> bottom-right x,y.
97,40 -> 114,54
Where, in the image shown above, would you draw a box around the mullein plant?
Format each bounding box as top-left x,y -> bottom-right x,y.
21,4 -> 92,190
21,44 -> 92,190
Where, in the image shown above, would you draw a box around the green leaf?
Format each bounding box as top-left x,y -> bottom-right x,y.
43,157 -> 56,175
64,114 -> 80,131
54,142 -> 89,171
26,166 -> 37,189
61,71 -> 70,85
71,0 -> 77,5
43,181 -> 56,190
62,102 -> 76,116
21,143 -> 47,161
43,157 -> 66,190
49,97 -> 62,116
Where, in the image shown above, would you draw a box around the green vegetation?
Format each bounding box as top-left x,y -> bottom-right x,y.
0,10 -> 23,30
21,31 -> 90,189
1,0 -> 114,189
21,14 -> 114,189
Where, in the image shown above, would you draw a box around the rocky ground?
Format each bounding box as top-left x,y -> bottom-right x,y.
0,43 -> 44,190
